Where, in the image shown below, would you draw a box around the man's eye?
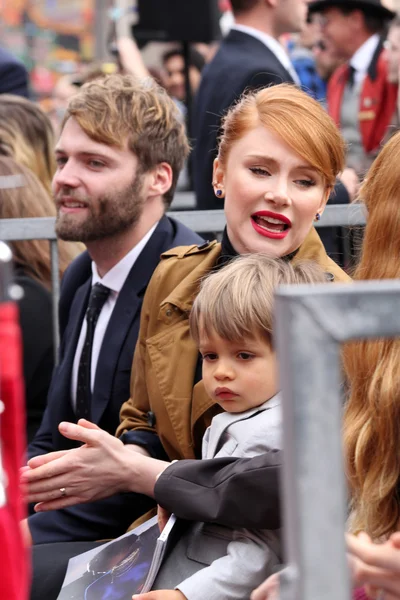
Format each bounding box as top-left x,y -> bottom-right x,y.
88,160 -> 105,168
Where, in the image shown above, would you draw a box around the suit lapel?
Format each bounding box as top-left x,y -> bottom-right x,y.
91,216 -> 176,423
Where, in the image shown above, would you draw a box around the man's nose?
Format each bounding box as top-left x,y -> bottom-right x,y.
52,160 -> 80,190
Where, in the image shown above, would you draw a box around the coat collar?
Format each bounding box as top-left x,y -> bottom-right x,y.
160,227 -> 350,316
205,394 -> 281,459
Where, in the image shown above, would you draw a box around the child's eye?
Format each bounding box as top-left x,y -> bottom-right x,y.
202,353 -> 218,362
237,352 -> 254,360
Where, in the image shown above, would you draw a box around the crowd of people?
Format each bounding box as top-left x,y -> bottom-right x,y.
1,0 -> 400,599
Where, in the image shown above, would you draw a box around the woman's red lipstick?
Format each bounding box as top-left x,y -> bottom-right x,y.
251,210 -> 292,240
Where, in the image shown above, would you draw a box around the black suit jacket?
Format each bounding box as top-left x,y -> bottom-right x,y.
155,450 -> 282,531
28,216 -> 203,543
0,47 -> 29,98
193,29 -> 294,210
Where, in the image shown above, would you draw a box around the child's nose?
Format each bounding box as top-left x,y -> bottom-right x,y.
214,361 -> 234,380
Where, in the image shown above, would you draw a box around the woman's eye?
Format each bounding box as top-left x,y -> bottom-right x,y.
296,179 -> 316,188
250,167 -> 270,176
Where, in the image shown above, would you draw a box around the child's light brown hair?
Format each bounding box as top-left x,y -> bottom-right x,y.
189,254 -> 327,346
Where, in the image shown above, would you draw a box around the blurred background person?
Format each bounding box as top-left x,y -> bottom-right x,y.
161,46 -> 205,112
0,47 -> 29,98
290,12 -> 329,101
313,37 -> 344,84
0,157 -> 78,442
308,0 -> 397,177
384,14 -> 400,83
0,94 -> 58,196
192,0 -> 306,212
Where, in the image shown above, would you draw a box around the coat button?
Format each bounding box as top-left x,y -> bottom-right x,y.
197,241 -> 210,250
147,411 -> 156,427
325,272 -> 334,282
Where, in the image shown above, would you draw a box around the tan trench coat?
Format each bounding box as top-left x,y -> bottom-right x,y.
117,228 -> 351,460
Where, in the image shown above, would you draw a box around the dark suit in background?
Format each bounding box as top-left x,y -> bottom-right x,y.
0,48 -> 29,98
15,270 -> 54,443
28,215 -> 203,544
193,29 -> 294,210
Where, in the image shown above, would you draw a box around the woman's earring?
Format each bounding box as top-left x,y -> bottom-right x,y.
315,213 -> 321,221
215,189 -> 223,197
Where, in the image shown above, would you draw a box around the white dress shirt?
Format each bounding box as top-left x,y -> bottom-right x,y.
231,23 -> 301,85
349,34 -> 380,87
71,223 -> 158,410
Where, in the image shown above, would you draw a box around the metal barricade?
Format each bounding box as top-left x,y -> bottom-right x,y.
274,279 -> 400,600
0,202 -> 366,358
0,218 -> 59,360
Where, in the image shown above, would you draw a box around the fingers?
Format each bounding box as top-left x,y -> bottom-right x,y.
77,419 -> 102,431
34,494 -> 84,512
27,449 -> 70,470
21,453 -> 72,485
347,534 -> 400,571
58,421 -> 103,444
251,573 -> 279,600
26,473 -> 75,504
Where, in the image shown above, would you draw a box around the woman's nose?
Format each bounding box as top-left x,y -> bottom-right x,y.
264,182 -> 290,206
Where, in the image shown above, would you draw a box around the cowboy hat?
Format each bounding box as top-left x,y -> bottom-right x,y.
308,0 -> 396,20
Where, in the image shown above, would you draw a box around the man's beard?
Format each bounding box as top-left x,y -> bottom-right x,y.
55,173 -> 146,243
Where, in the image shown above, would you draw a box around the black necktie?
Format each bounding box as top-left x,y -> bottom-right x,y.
76,283 -> 111,421
348,65 -> 356,89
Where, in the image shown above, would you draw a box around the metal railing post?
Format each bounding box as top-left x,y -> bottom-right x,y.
274,280 -> 400,600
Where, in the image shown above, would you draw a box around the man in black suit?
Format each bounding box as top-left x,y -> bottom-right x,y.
23,74 -> 203,547
193,0 -> 305,210
0,47 -> 29,97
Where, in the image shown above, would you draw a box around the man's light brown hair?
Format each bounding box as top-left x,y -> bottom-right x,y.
190,254 -> 326,346
63,74 -> 189,207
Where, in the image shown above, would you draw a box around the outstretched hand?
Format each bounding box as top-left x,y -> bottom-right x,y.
21,419 -> 129,511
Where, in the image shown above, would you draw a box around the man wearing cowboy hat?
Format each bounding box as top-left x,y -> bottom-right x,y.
308,0 -> 397,176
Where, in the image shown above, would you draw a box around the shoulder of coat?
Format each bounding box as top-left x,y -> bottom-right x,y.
161,239 -> 219,260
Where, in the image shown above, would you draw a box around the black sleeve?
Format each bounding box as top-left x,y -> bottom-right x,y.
154,450 -> 282,530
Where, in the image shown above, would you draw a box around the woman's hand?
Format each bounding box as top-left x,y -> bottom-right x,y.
347,532 -> 400,599
21,419 -> 138,511
132,591 -> 187,600
251,572 -> 280,600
